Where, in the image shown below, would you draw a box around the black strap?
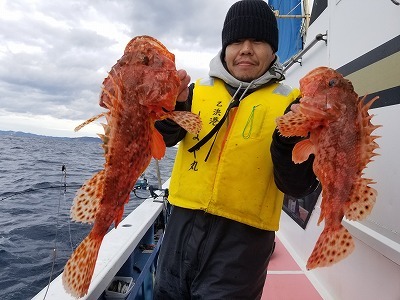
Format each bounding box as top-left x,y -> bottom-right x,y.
188,81 -> 258,161
188,97 -> 239,153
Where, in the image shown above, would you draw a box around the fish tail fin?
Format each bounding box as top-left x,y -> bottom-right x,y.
345,177 -> 377,221
62,231 -> 104,297
306,224 -> 355,270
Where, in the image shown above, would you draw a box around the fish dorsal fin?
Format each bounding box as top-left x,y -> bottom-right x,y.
292,139 -> 315,164
70,170 -> 105,223
151,127 -> 166,160
343,96 -> 379,221
345,177 -> 377,221
74,112 -> 107,132
165,110 -> 202,135
358,96 -> 381,170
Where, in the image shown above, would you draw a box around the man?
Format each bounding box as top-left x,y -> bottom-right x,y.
154,0 -> 318,299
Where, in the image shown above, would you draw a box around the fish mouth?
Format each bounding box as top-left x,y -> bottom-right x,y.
150,106 -> 174,119
161,104 -> 175,113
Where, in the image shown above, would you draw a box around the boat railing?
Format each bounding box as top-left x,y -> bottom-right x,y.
282,32 -> 328,73
32,193 -> 169,300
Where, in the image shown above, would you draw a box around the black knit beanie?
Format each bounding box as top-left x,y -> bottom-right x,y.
222,0 -> 278,55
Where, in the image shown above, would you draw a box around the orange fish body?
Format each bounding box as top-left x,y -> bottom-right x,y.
62,36 -> 201,297
276,67 -> 380,270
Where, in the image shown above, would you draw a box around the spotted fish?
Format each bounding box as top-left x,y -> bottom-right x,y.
62,35 -> 202,297
276,66 -> 380,270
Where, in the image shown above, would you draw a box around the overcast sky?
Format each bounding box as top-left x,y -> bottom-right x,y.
0,0 -> 241,137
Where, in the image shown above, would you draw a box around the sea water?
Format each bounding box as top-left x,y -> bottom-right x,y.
0,134 -> 176,300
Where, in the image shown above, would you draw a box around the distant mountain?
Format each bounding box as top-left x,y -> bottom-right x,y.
0,130 -> 100,142
0,130 -> 45,138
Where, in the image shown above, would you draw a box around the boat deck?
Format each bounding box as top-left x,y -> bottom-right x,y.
262,236 -> 323,300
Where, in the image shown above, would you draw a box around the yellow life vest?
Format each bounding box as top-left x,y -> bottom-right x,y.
168,78 -> 300,230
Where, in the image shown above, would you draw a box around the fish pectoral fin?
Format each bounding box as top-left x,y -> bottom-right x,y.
62,232 -> 103,297
151,127 -> 166,160
306,224 -> 355,270
292,139 -> 315,163
165,110 -> 202,135
71,170 -> 105,223
276,111 -> 310,137
345,177 -> 377,221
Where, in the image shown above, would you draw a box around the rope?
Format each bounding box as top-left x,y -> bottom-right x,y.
242,105 -> 260,139
0,184 -> 82,202
43,165 -> 68,300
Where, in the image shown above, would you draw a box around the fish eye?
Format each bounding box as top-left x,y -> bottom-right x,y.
328,79 -> 338,87
142,56 -> 150,66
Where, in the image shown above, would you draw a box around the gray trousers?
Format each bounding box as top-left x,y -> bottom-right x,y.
154,206 -> 275,300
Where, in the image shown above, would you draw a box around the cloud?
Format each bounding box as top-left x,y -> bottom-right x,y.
0,0 -> 237,137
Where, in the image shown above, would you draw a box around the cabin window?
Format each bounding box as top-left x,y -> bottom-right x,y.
282,184 -> 322,229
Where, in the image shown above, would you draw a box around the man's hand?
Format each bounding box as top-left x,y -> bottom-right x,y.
176,69 -> 191,102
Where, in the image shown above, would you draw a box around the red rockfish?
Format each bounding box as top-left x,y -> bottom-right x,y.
276,66 -> 380,270
62,35 -> 202,297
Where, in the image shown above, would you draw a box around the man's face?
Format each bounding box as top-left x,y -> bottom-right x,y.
225,39 -> 276,82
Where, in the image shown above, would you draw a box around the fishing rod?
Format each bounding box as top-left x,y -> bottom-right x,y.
132,174 -> 167,199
